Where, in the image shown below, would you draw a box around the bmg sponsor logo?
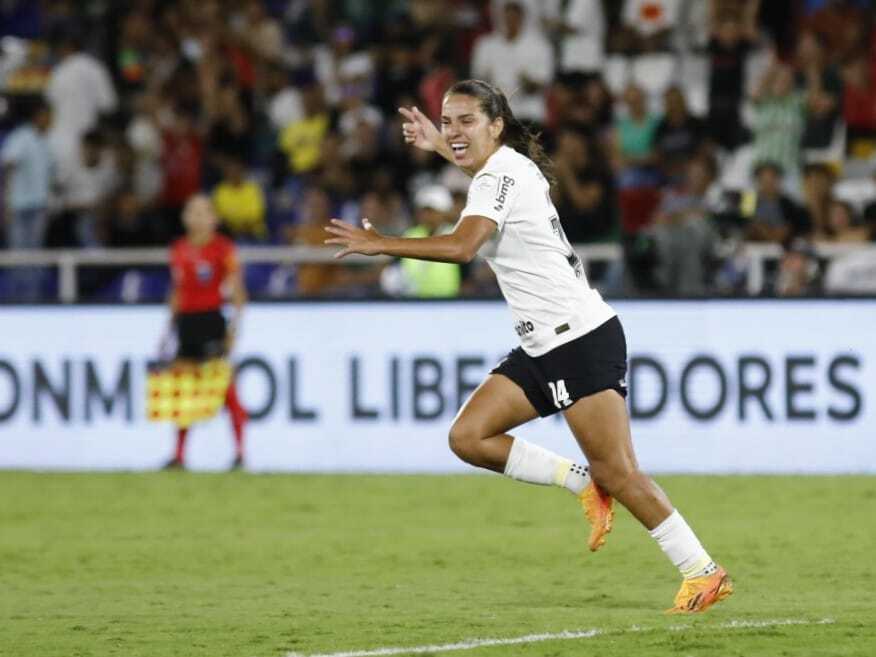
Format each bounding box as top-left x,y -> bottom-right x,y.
493,175 -> 515,212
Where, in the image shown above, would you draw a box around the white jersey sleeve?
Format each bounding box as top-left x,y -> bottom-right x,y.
461,171 -> 519,230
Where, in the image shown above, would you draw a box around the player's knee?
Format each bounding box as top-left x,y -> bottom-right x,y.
448,421 -> 482,464
589,460 -> 637,497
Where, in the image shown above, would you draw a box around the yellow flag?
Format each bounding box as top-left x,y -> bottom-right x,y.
147,359 -> 232,428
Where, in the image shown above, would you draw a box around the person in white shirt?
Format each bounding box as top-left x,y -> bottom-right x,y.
471,2 -> 554,126
325,79 -> 733,614
0,99 -> 53,300
621,0 -> 682,52
55,130 -> 119,246
45,32 -> 118,164
555,0 -> 606,73
491,0 -> 560,37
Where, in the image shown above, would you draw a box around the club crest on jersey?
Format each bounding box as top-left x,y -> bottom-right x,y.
494,175 -> 515,212
195,261 -> 213,283
474,174 -> 496,192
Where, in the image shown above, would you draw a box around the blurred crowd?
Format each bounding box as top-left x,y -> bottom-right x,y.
1,0 -> 876,301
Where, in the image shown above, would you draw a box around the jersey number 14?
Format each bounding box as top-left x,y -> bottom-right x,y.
548,379 -> 572,409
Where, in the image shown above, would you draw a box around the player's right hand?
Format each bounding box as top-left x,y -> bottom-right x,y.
398,106 -> 443,153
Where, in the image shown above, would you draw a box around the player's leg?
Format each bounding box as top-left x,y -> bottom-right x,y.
448,373 -> 593,496
225,378 -> 247,468
164,312 -> 200,469
162,426 -> 188,469
563,390 -> 732,612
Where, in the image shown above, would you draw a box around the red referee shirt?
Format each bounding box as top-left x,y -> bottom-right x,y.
170,235 -> 239,313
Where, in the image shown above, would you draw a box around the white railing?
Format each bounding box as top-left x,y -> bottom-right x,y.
0,243 -> 873,302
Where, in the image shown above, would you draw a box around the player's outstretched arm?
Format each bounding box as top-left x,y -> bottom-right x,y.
398,106 -> 455,165
325,215 -> 495,264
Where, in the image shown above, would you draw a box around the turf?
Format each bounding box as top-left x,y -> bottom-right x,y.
1,473 -> 874,657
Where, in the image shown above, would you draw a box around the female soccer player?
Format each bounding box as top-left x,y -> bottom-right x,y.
163,194 -> 249,470
325,80 -> 732,613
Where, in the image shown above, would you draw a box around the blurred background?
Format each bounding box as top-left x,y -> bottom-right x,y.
1,0 -> 875,304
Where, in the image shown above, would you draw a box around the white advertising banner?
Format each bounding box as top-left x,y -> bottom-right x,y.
0,301 -> 873,473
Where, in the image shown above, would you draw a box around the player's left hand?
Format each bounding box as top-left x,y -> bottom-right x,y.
324,218 -> 384,259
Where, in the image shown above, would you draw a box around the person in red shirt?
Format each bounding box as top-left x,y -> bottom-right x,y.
159,105 -> 204,240
164,194 -> 248,469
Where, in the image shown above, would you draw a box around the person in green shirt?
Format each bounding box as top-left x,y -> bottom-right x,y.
380,185 -> 461,297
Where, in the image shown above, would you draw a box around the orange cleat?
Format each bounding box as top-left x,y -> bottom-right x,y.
667,566 -> 734,614
578,482 -> 613,552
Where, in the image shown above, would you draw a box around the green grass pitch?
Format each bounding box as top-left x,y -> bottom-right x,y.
1,472 -> 874,657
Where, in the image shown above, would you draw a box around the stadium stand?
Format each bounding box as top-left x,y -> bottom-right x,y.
1,0 -> 875,302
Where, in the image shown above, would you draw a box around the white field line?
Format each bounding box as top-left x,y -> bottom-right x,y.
284,617 -> 835,657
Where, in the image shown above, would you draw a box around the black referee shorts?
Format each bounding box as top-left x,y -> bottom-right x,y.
176,310 -> 227,361
491,316 -> 628,417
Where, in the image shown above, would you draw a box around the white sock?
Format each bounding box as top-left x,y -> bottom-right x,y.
649,509 -> 717,579
503,438 -> 591,494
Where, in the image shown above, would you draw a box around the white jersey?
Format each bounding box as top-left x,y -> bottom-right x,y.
461,145 -> 616,356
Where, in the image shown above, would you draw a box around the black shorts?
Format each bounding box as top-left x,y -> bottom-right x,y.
176,310 -> 227,361
491,316 -> 628,417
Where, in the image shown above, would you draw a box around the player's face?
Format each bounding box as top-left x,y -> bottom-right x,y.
183,196 -> 218,236
441,94 -> 503,173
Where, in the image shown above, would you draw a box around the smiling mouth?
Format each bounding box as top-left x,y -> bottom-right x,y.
450,142 -> 469,157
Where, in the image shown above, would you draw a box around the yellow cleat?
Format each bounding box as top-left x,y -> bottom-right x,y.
578,482 -> 613,552
666,566 -> 734,614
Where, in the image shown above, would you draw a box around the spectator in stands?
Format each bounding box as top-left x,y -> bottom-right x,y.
489,0 -> 554,37
0,99 -> 53,300
113,9 -> 153,97
159,103 -> 204,241
795,31 -> 843,151
125,93 -> 163,208
802,163 -> 835,238
547,0 -> 606,75
282,187 -> 351,297
742,161 -> 812,242
654,86 -> 707,183
841,52 -> 876,154
337,78 -> 383,170
802,0 -> 872,66
471,1 -> 554,127
314,133 -> 358,204
583,75 -> 615,134
551,125 -> 618,243
706,0 -> 759,151
235,0 -> 285,64
382,185 -> 461,298
750,61 -> 806,193
417,34 -> 457,123
204,79 -> 253,186
823,199 -> 871,242
354,186 -> 410,237
648,154 -> 721,295
774,237 -> 821,296
611,84 -> 660,186
372,21 -> 422,118
45,29 -> 118,163
106,187 -> 154,247
314,24 -> 373,107
265,63 -> 303,135
279,80 -> 330,176
618,0 -> 682,53
53,129 -> 119,247
212,156 -> 266,242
